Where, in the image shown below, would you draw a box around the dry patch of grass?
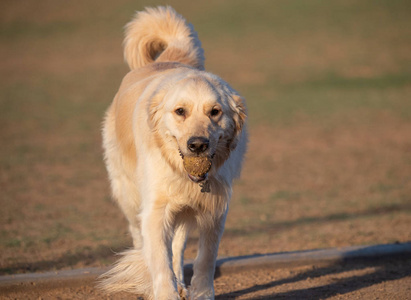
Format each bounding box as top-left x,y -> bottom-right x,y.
221,117 -> 411,256
0,0 -> 410,274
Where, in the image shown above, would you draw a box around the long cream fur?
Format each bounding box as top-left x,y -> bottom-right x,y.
99,6 -> 247,300
124,6 -> 205,70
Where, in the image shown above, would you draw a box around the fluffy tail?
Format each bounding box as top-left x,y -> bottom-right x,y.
97,249 -> 153,299
123,6 -> 205,70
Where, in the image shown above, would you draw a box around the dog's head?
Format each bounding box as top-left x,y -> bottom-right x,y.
149,71 -> 246,183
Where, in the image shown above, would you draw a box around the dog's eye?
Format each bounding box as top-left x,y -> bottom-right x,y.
210,108 -> 220,117
175,108 -> 185,116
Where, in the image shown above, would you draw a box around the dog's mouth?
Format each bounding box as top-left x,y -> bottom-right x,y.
179,150 -> 214,183
187,172 -> 208,183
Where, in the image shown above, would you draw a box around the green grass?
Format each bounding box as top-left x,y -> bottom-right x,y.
247,84 -> 411,126
191,0 -> 411,126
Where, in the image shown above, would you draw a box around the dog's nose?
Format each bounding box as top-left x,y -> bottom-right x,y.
187,137 -> 209,154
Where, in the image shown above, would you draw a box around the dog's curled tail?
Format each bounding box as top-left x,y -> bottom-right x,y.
97,249 -> 153,299
124,6 -> 205,70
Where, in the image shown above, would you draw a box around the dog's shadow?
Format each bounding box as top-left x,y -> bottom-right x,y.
184,248 -> 410,299
218,260 -> 409,299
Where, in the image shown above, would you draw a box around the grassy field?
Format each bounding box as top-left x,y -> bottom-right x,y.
1,0 -> 410,275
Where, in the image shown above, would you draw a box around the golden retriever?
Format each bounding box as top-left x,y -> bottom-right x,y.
99,6 -> 247,300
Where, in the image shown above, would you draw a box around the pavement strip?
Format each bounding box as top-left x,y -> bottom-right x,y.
1,242 -> 410,292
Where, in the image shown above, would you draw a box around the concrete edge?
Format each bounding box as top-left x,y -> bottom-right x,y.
1,242 -> 410,290
213,242 -> 411,274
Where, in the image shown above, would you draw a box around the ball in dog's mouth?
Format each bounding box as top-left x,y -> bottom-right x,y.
183,156 -> 212,183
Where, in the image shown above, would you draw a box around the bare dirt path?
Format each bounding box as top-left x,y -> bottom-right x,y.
1,244 -> 410,299
1,260 -> 410,299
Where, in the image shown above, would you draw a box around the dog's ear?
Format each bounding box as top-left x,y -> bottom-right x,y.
147,91 -> 165,130
228,94 -> 247,151
232,95 -> 247,133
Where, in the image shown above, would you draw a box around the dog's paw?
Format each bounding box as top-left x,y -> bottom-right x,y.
188,286 -> 214,300
178,283 -> 189,300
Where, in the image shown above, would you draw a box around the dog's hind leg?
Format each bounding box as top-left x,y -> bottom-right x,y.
129,223 -> 143,248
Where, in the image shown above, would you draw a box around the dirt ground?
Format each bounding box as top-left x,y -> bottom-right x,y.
2,120 -> 410,276
1,0 -> 410,274
2,257 -> 410,299
1,1 -> 411,299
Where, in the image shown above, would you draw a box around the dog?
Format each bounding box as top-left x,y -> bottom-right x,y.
99,6 -> 247,300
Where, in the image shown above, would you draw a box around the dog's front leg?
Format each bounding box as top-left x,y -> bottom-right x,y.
172,222 -> 191,299
190,213 -> 227,300
141,200 -> 179,300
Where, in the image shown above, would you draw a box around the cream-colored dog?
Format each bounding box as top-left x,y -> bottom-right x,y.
99,6 -> 247,300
